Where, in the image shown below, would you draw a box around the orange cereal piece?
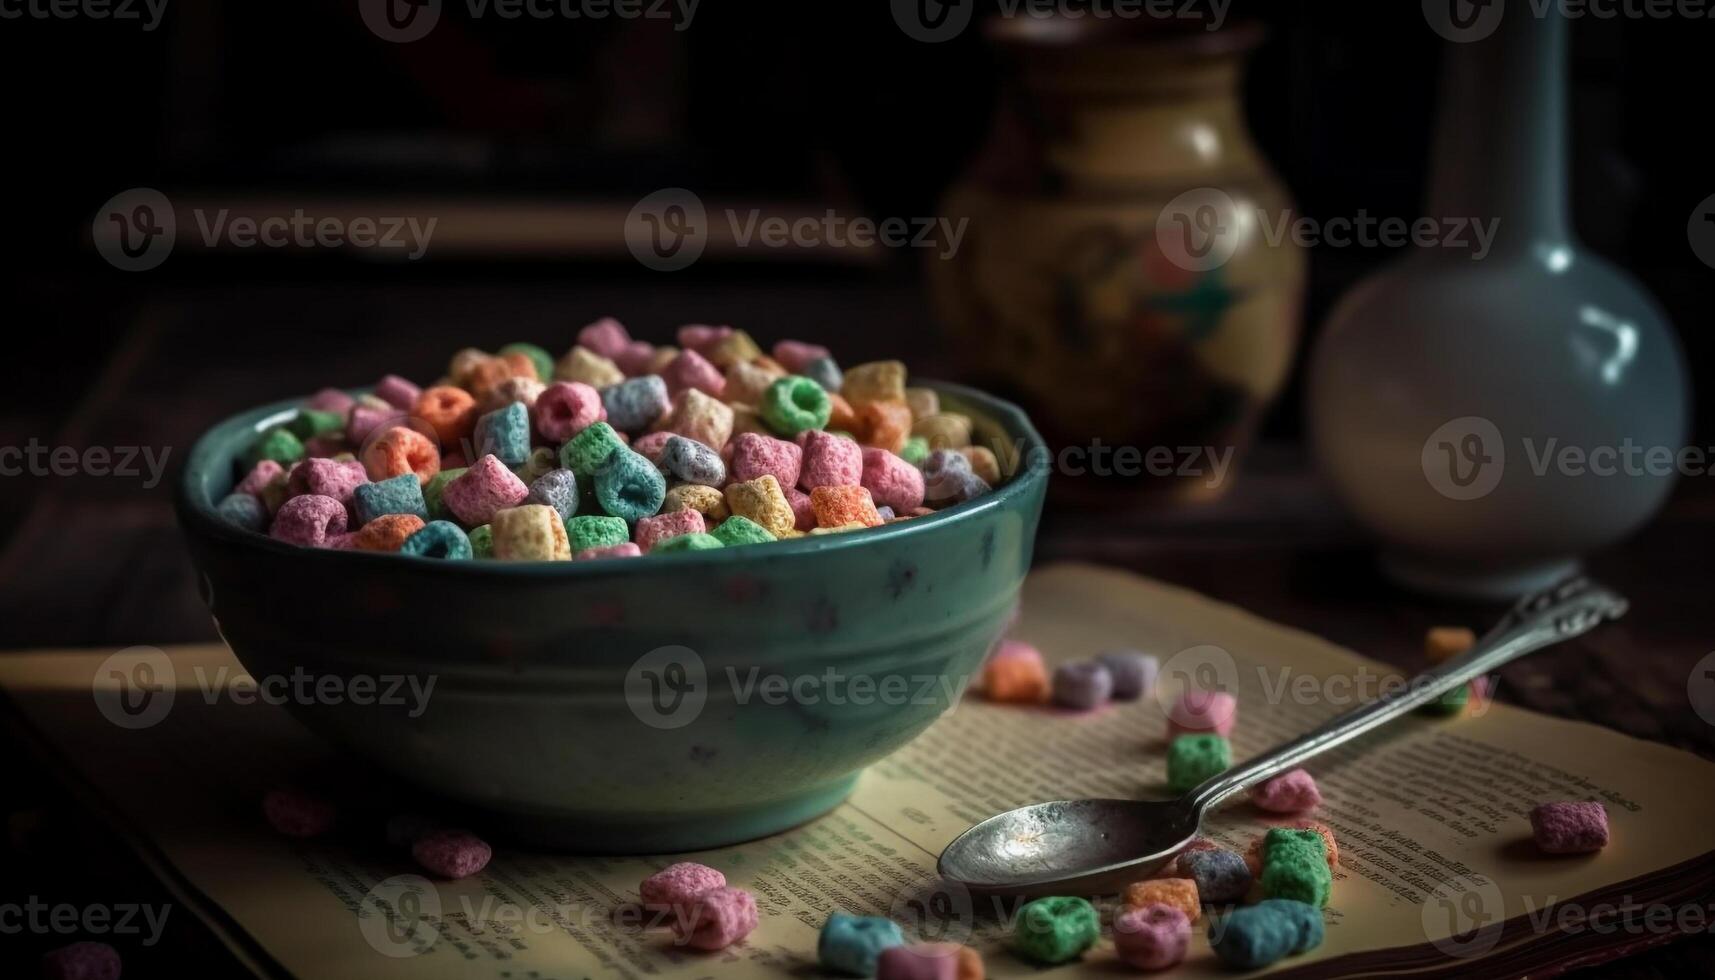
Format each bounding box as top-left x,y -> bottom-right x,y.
959,445 -> 1002,484
1425,626 -> 1476,664
362,425 -> 440,485
414,385 -> 478,446
1123,877 -> 1201,922
348,514 -> 425,552
841,359 -> 907,409
501,351 -> 540,382
462,357 -> 515,403
982,655 -> 1048,704
810,485 -> 884,528
827,392 -> 860,436
858,401 -> 912,453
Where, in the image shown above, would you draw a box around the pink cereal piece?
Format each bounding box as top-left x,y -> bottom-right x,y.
615,340 -> 657,376
799,430 -> 863,490
635,509 -> 707,553
662,349 -> 726,399
534,381 -> 606,443
306,387 -> 355,415
640,861 -> 728,910
676,324 -> 733,354
236,459 -> 285,498
876,943 -> 979,980
303,434 -> 348,458
1251,768 -> 1322,814
577,542 -> 643,560
262,788 -> 336,838
861,447 -> 926,512
288,457 -> 369,514
269,494 -> 349,547
1530,801 -> 1609,854
1113,904 -> 1192,971
674,886 -> 757,951
729,432 -> 802,488
1167,689 -> 1237,737
413,829 -> 493,879
443,455 -> 530,526
40,941 -> 121,980
347,403 -> 406,445
632,430 -> 675,465
578,317 -> 632,360
374,374 -> 422,411
772,339 -> 831,373
785,485 -> 816,531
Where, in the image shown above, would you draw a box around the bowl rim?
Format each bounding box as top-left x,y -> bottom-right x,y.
176,379 -> 1049,576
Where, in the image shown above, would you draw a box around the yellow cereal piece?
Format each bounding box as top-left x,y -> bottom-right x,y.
554,346 -> 625,388
647,345 -> 681,375
723,361 -> 781,406
705,330 -> 764,370
809,522 -> 868,535
657,388 -> 734,451
841,360 -> 908,409
959,445 -> 1001,484
723,474 -> 795,538
913,412 -> 973,450
663,483 -> 731,522
905,386 -> 940,420
1425,626 -> 1476,664
491,504 -> 571,560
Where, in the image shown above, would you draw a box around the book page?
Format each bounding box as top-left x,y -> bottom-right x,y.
3,563 -> 1713,978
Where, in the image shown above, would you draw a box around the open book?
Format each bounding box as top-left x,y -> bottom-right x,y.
3,563 -> 1712,977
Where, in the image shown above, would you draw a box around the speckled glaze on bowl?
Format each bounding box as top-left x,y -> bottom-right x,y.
177,381 -> 1046,852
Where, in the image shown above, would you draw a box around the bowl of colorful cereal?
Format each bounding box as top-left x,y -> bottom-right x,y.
178,322 -> 1047,852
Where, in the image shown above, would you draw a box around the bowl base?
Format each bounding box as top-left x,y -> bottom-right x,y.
458,774 -> 861,854
1381,552 -> 1580,601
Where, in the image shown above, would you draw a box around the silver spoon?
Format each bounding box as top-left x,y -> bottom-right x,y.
938,577 -> 1628,896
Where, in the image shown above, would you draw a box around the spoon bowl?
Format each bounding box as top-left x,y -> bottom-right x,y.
938,798 -> 1198,896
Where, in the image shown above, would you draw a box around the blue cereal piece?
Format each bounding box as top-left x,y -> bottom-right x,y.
1255,899 -> 1324,953
1210,900 -> 1322,969
1179,848 -> 1253,904
474,401 -> 531,467
400,520 -> 473,560
601,375 -> 671,434
216,492 -> 266,532
593,448 -> 667,523
803,355 -> 843,393
526,469 -> 580,521
817,913 -> 905,976
354,473 -> 429,524
660,435 -> 726,487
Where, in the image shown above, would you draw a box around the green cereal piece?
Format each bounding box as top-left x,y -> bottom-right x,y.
1417,683 -> 1470,716
652,532 -> 723,554
1167,734 -> 1231,793
760,375 -> 832,436
242,427 -> 305,471
513,446 -> 557,486
286,408 -> 344,441
1010,896 -> 1098,965
560,421 -> 626,479
899,435 -> 929,466
593,449 -> 667,523
1260,829 -> 1331,907
711,515 -> 775,547
566,515 -> 629,553
468,524 -> 494,558
499,341 -> 554,384
424,467 -> 467,522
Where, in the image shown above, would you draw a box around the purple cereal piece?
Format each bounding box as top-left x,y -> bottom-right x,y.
235,459 -> 285,498
40,941 -> 121,980
674,886 -> 757,950
641,861 -> 727,910
442,455 -> 529,526
1530,801 -> 1609,854
1052,661 -> 1113,711
306,387 -> 355,415
288,457 -> 369,514
1113,904 -> 1191,970
347,403 -> 406,445
576,542 -> 642,560
1178,847 -> 1252,903
373,374 -> 422,411
784,485 -> 816,531
1096,649 -> 1158,700
262,788 -> 336,838
1251,768 -> 1322,814
269,494 -> 349,547
615,340 -> 657,376
876,505 -> 896,521
578,317 -> 632,359
412,829 -> 493,879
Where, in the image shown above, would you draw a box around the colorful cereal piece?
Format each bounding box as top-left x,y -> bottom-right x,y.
725,475 -> 796,538
785,485 -> 817,531
861,447 -> 926,512
287,456 -> 367,510
677,323 -> 732,354
594,449 -> 668,523
841,359 -> 907,409
615,340 -> 658,376
442,455 -> 530,526
1425,625 -> 1476,663
875,943 -> 983,980
800,429 -> 863,490
1096,650 -> 1158,700
904,386 -> 939,419
1051,662 -> 1112,711
640,861 -> 726,909
1257,828 -> 1332,907
560,420 -> 626,478
922,466 -> 989,508
711,516 -> 775,547
1178,848 -> 1252,903
1112,904 -> 1191,971
423,467 -> 466,521
818,913 -> 906,976
415,385 -> 478,445
235,459 -> 285,498
1123,877 -> 1200,922
577,542 -> 642,560
534,381 -> 606,442
262,788 -> 335,838
810,485 -> 884,529
1009,896 -> 1098,965
412,829 -> 492,879
1208,899 -> 1322,969
525,468 -> 580,521
912,412 -> 972,450
730,432 -> 802,488
491,504 -> 571,560
635,509 -> 706,553
653,532 -> 723,553
555,346 -> 625,388
957,446 -> 1002,485
498,342 -> 555,385
348,514 -> 425,552
659,388 -> 735,450
1166,689 -> 1237,737
1251,769 -> 1322,814
661,435 -> 727,487
804,355 -> 844,394
362,425 -> 440,485
307,387 -> 356,415
663,483 -> 730,522
286,407 -> 345,441
674,886 -> 758,951
40,941 -> 121,980
401,520 -> 473,560
243,426 -> 305,471
662,348 -> 726,398
724,360 -> 781,405
860,401 -> 913,453
217,493 -> 266,531
899,436 -> 930,467
982,641 -> 1049,703
576,317 -> 631,360
467,523 -> 493,558
602,375 -> 671,434
566,515 -> 630,553
1530,801 -> 1609,854
354,472 -> 429,525
772,339 -> 830,372
761,375 -> 832,436
704,329 -> 762,370
471,400 -> 530,467
1166,734 -> 1231,793
270,494 -> 348,547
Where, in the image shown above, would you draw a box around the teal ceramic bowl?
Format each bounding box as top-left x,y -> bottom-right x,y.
177,381 -> 1047,852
